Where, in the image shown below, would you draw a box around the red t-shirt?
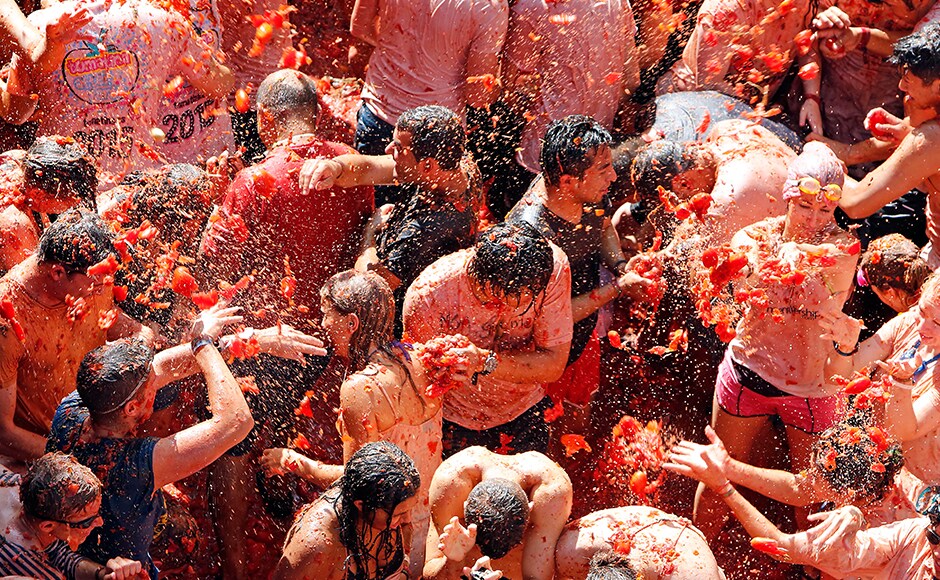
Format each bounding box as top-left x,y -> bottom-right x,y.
200,137 -> 374,327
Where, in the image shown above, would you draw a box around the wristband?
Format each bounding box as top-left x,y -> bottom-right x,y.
613,259 -> 630,272
715,480 -> 735,497
95,567 -> 107,580
191,334 -> 214,355
857,27 -> 871,50
804,94 -> 820,104
832,340 -> 859,356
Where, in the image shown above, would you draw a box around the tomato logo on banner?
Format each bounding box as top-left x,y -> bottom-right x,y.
62,40 -> 140,105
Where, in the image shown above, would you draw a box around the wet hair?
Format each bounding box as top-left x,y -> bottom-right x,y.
539,115 -> 613,186
586,551 -> 639,580
256,69 -> 319,124
23,137 -> 97,210
128,163 -> 212,249
76,339 -> 155,421
333,441 -> 420,580
608,138 -> 646,205
467,222 -> 554,305
20,452 -> 101,522
321,270 -> 395,371
37,208 -> 117,275
630,140 -> 696,201
860,234 -> 929,297
812,412 -> 903,501
463,478 -> 529,559
395,106 -> 466,171
782,141 -> 845,204
890,24 -> 940,84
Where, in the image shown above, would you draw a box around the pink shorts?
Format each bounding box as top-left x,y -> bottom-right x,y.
715,349 -> 839,434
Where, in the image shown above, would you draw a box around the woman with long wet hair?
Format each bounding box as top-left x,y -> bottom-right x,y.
264,270 -> 464,576
275,441 -> 421,580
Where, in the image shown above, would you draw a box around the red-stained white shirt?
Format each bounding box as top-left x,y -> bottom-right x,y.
360,0 -> 509,124
403,246 -> 572,430
503,0 -> 638,172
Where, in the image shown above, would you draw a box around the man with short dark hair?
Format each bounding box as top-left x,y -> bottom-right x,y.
403,222 -> 572,455
839,24 -> 940,269
424,446 -> 572,580
1,452 -> 144,579
200,68 -> 371,580
0,137 -> 97,274
508,115 -> 655,419
298,105 -> 482,333
0,209 -> 151,462
46,305 -> 324,578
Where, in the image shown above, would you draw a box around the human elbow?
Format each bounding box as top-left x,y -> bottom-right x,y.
839,198 -> 875,220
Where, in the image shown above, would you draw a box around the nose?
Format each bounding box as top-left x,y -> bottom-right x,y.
384,141 -> 395,155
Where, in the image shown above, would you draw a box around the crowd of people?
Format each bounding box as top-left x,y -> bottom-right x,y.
1,0 -> 940,577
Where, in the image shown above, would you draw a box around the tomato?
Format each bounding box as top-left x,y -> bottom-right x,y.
794,29 -> 813,56
97,309 -> 119,331
171,266 -> 198,297
629,470 -> 648,497
255,22 -> 274,43
843,376 -> 872,395
750,537 -> 788,557
696,110 -> 711,135
295,394 -> 315,418
191,290 -> 219,310
866,109 -> 892,140
607,330 -> 623,349
280,275 -> 297,301
0,300 -> 25,342
235,89 -> 250,114
560,434 -> 592,457
87,255 -> 119,277
823,36 -> 846,56
797,62 -> 820,80
163,75 -> 184,98
293,433 -> 314,451
113,286 -> 128,302
701,248 -> 720,268
868,426 -> 889,452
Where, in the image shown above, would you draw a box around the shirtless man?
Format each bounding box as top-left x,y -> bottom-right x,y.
0,137 -> 96,274
630,119 -> 795,247
0,209 -> 150,461
424,446 -> 573,580
554,506 -> 724,580
838,25 -> 940,269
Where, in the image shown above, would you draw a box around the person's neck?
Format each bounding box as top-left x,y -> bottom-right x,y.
268,126 -> 318,149
89,416 -> 134,440
18,258 -> 65,308
417,167 -> 467,199
542,182 -> 584,223
9,514 -> 52,551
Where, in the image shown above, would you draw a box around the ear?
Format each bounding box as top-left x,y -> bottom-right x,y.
354,499 -> 364,512
347,313 -> 360,334
419,157 -> 440,176
49,263 -> 68,282
557,173 -> 578,191
37,520 -> 57,535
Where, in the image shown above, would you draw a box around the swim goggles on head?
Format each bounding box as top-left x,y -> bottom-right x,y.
798,176 -> 842,203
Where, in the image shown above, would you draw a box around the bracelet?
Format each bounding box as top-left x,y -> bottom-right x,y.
804,94 -> 820,104
191,334 -> 214,355
95,567 -> 107,580
612,279 -> 624,298
715,480 -> 735,498
612,259 -> 630,272
857,27 -> 871,50
334,159 -> 345,180
832,340 -> 859,356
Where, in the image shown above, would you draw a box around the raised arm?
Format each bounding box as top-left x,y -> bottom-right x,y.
152,342 -> 253,489
840,122 -> 940,219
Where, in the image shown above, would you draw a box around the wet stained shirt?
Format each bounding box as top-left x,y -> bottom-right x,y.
47,392 -> 164,580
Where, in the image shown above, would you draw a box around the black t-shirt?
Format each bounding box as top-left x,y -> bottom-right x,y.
507,181 -> 609,364
376,156 -> 482,333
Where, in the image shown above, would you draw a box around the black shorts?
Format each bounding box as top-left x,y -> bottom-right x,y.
442,396 -> 553,458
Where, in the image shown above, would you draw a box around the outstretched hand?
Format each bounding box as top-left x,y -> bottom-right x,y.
462,556 -> 503,580
255,325 -> 328,362
803,505 -> 865,554
439,516 -> 478,562
874,352 -> 922,390
663,425 -> 731,489
298,158 -> 343,195
191,303 -> 243,340
817,308 -> 863,351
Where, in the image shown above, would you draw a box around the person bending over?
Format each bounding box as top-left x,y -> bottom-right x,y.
424,446 -> 573,580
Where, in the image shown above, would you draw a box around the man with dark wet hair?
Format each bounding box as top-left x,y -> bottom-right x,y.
508,115 -> 655,422
47,304 -> 324,578
298,105 -> 482,334
424,446 -> 572,580
404,222 -> 572,455
200,68 -> 372,580
840,24 -> 940,269
585,551 -> 639,580
0,209 -> 152,462
0,137 -> 97,273
1,452 -> 145,579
